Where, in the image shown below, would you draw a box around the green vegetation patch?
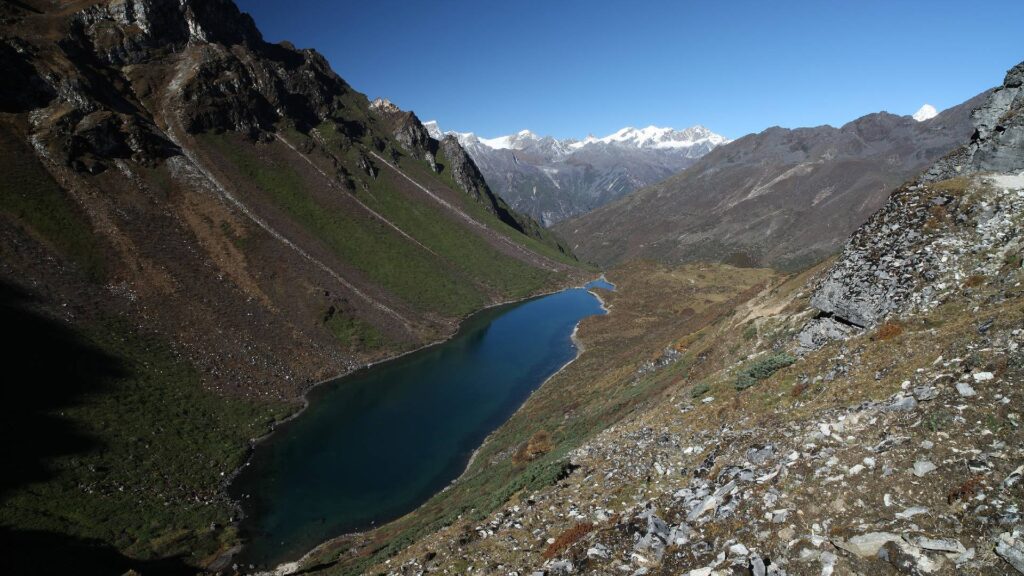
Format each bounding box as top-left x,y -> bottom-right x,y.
735,352 -> 796,390
0,128 -> 106,280
324,309 -> 384,350
401,148 -> 583,269
199,132 -> 488,317
0,310 -> 288,564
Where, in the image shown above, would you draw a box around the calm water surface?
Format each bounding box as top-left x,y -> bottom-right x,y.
232,284 -> 608,567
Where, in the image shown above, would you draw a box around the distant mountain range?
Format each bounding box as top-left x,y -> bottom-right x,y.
425,121 -> 728,225
556,93 -> 990,271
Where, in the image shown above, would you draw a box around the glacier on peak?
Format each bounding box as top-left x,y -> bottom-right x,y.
912,103 -> 938,122
423,120 -> 728,152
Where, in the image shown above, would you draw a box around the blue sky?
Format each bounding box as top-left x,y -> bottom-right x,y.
238,0 -> 1023,140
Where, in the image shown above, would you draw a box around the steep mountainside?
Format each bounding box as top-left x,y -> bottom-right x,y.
426,121 -> 727,226
0,0 -> 582,570
557,93 -> 988,271
356,60 -> 1024,576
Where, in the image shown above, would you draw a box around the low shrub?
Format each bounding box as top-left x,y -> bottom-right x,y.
735,352 -> 796,390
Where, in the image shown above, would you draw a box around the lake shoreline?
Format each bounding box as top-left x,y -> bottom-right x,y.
454,279 -> 613,493
237,275 -> 610,574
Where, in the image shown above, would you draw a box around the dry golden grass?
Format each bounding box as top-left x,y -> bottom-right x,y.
542,522 -> 594,559
873,321 -> 904,341
964,274 -> 986,288
512,430 -> 554,465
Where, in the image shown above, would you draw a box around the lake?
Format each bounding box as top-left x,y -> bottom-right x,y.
231,282 -> 609,568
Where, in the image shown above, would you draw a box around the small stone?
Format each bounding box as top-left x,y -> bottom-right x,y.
996,533 -> 1024,574
729,543 -> 749,557
913,386 -> 938,401
973,371 -> 994,382
749,554 -> 766,576
835,532 -> 901,557
913,536 -> 964,553
820,551 -> 837,576
896,506 -> 928,519
920,440 -> 934,450
888,396 -> 918,411
956,382 -> 977,397
848,464 -> 865,476
913,461 -> 937,477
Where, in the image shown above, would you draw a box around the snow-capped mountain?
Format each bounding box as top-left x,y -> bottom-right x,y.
569,125 -> 727,151
424,121 -> 729,225
912,103 -> 938,122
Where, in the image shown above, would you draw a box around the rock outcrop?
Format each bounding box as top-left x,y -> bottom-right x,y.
801,60 -> 1024,349
926,62 -> 1024,180
370,99 -> 574,254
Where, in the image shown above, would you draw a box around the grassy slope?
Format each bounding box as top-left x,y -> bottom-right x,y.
201,129 -> 572,320
0,125 -> 106,281
1,312 -> 288,563
199,132 -> 488,317
398,147 -> 583,270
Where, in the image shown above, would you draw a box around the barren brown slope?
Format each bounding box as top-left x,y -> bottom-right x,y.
556,92 -> 988,272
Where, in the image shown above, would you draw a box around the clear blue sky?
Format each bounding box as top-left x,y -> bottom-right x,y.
238,0 -> 1023,140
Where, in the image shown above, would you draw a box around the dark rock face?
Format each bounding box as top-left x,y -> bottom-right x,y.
69,0 -> 263,66
926,62 -> 1024,180
370,101 -> 573,254
370,99 -> 439,170
22,0 -> 356,171
0,39 -> 54,112
558,95 -> 986,271
179,46 -> 279,133
438,136 -> 495,208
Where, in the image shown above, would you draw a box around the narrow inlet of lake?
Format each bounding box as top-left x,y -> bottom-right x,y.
232,282 -> 610,568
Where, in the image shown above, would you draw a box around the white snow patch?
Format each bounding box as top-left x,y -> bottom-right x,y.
912,104 -> 938,122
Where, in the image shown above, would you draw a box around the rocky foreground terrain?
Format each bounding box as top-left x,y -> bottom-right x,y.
351,63 -> 1024,576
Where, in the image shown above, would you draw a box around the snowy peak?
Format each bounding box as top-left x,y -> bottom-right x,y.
423,120 -> 444,139
569,125 -> 728,150
478,129 -> 541,150
424,121 -> 728,153
912,103 -> 938,122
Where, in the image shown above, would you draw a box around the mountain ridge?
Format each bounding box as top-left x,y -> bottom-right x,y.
424,119 -> 729,226
557,93 -> 990,271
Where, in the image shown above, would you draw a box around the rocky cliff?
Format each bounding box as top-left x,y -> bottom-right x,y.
801,62 -> 1024,349
371,100 -> 572,254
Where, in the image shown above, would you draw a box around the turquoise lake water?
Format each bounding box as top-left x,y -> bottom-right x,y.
232,284 -> 608,568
